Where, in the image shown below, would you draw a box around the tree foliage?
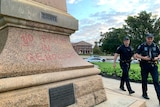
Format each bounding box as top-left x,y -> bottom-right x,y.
100,11 -> 160,53
125,11 -> 160,49
93,42 -> 103,55
101,28 -> 125,54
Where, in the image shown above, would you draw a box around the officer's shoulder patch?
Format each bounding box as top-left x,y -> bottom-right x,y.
153,42 -> 160,49
117,45 -> 121,50
130,46 -> 134,51
137,43 -> 144,49
142,42 -> 146,45
153,42 -> 157,47
137,45 -> 141,49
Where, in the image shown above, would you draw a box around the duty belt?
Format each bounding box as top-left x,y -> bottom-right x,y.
141,60 -> 157,65
120,60 -> 132,63
147,61 -> 155,63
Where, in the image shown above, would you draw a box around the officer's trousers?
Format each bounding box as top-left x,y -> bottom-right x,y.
140,63 -> 160,98
120,62 -> 132,91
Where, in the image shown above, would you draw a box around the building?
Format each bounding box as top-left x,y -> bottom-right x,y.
72,41 -> 93,54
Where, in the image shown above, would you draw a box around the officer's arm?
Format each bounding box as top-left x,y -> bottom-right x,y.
114,53 -> 119,62
134,53 -> 142,60
153,54 -> 160,61
113,53 -> 119,68
133,54 -> 137,60
135,53 -> 150,61
135,45 -> 142,60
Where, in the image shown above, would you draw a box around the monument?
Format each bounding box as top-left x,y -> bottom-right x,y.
0,0 -> 107,106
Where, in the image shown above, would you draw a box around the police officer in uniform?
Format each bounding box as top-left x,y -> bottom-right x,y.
113,36 -> 135,94
135,33 -> 160,104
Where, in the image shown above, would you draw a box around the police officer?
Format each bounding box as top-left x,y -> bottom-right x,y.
135,33 -> 160,104
113,36 -> 135,94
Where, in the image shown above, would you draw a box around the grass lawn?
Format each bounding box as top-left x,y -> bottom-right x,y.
93,62 -> 160,83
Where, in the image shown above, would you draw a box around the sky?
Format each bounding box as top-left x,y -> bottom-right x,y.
66,0 -> 160,45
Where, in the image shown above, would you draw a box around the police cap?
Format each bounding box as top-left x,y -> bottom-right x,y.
123,36 -> 130,41
146,33 -> 154,38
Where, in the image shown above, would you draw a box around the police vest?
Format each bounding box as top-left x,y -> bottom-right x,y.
141,43 -> 158,59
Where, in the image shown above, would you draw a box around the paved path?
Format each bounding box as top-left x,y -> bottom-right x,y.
97,76 -> 160,107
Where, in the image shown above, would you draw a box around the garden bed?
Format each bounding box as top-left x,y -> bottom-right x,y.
94,62 -> 160,84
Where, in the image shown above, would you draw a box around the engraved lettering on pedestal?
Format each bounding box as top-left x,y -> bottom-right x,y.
41,12 -> 57,22
49,83 -> 75,107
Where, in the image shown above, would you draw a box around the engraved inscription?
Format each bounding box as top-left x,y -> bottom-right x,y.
41,12 -> 57,22
49,84 -> 75,107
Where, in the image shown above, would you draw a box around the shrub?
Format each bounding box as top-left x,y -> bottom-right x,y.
93,62 -> 160,83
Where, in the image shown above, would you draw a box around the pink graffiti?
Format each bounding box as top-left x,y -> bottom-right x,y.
40,35 -> 51,51
41,44 -> 51,51
21,34 -> 33,46
26,52 -> 74,63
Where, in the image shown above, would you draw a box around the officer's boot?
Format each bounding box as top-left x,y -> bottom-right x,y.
120,80 -> 126,91
126,81 -> 135,94
158,96 -> 160,105
142,91 -> 150,99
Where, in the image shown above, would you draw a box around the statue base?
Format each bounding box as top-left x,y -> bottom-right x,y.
0,0 -> 107,106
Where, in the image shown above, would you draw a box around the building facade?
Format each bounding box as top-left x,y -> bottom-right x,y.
72,41 -> 93,54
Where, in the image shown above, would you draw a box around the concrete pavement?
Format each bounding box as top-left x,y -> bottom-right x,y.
96,76 -> 160,107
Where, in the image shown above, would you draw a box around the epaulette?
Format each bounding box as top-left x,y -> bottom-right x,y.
116,45 -> 121,50
152,42 -> 157,47
142,42 -> 146,46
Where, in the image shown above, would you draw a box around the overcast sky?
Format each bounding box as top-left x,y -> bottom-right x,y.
66,0 -> 160,45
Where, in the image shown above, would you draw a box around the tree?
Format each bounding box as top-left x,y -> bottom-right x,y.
100,11 -> 160,54
93,41 -> 103,55
124,11 -> 160,49
100,28 -> 127,54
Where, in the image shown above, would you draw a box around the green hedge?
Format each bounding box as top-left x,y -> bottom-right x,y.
93,62 -> 160,83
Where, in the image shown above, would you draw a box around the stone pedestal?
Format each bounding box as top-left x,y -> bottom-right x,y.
0,0 -> 106,107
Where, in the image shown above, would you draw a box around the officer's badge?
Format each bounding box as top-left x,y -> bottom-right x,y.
144,47 -> 148,51
152,47 -> 156,51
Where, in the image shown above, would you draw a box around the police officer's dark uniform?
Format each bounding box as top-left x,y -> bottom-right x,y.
136,33 -> 160,102
115,37 -> 135,94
